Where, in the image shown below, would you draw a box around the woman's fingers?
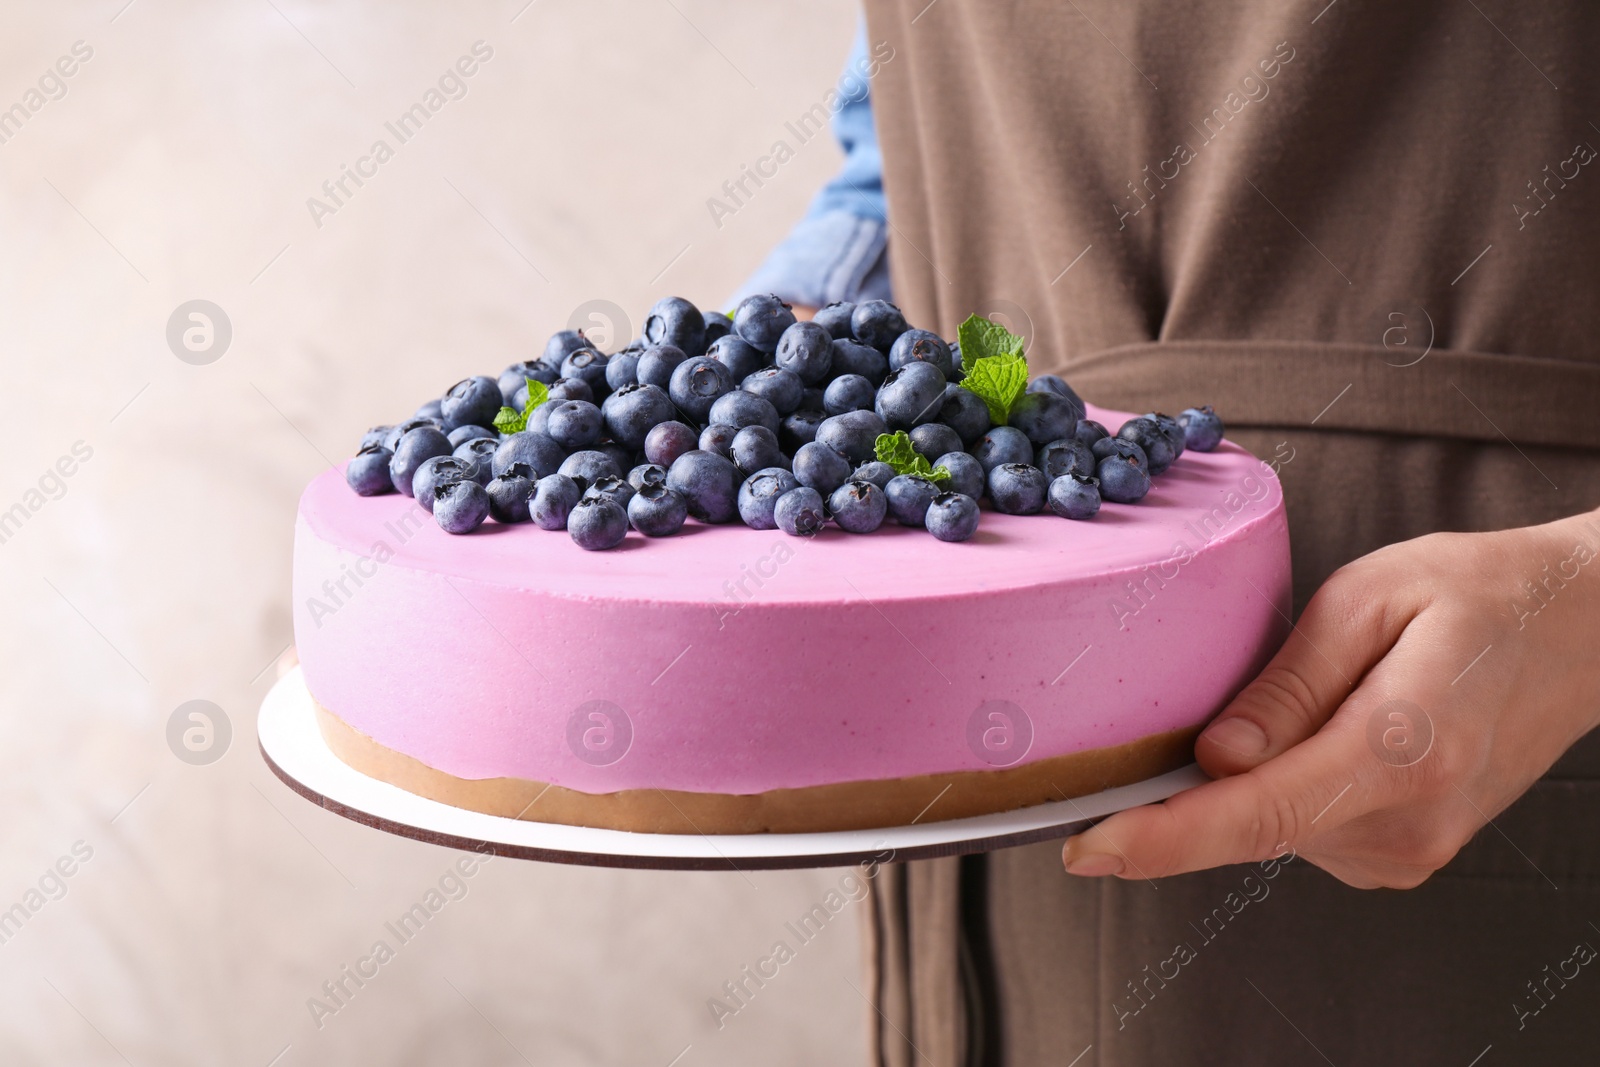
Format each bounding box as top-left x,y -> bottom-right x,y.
1064,725 -> 1370,879
1195,567 -> 1417,778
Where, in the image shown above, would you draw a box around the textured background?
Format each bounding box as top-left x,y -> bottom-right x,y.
0,2 -> 869,1063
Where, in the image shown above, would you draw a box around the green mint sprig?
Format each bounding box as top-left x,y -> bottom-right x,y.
874,431 -> 951,484
492,378 -> 549,435
956,314 -> 1028,424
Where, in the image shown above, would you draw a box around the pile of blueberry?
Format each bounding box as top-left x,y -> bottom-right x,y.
344,295 -> 1225,549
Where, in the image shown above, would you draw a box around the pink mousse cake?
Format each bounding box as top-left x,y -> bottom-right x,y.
292,405 -> 1290,834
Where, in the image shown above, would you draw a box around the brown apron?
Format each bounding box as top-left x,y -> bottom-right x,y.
858,1 -> 1600,1064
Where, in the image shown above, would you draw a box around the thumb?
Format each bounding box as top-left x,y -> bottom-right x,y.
1195,578 -> 1411,778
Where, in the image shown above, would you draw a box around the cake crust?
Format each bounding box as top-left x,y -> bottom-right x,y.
317,701 -> 1202,835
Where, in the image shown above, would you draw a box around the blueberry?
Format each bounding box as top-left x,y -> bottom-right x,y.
1091,436 -> 1143,464
706,334 -> 768,382
702,310 -> 734,347
888,329 -> 956,378
1026,375 -> 1087,418
558,449 -> 622,488
800,386 -> 826,412
447,424 -> 495,448
434,480 -> 491,534
389,426 -> 454,496
543,377 -> 594,405
635,343 -> 688,390
559,349 -> 610,399
595,439 -> 635,475
740,366 -> 805,416
732,425 -> 789,474
546,399 -> 604,451
774,486 -> 827,536
1074,419 -> 1110,448
1116,416 -> 1176,475
738,468 -> 802,529
1008,392 -> 1081,447
780,409 -> 825,453
1098,453 -> 1152,503
852,460 -> 897,489
815,409 -> 888,465
383,416 -> 440,453
708,390 -> 780,433
360,425 -> 390,450
885,474 -> 942,527
668,356 -> 734,423
698,423 -> 739,460
733,294 -> 797,353
830,337 -> 889,385
543,329 -> 591,367
851,299 -> 909,351
604,352 -> 640,392
1048,472 -> 1101,519
643,296 -> 706,357
666,450 -> 742,523
823,374 -> 876,415
452,436 -> 499,484
414,456 -> 472,510
414,398 -> 444,422
987,463 -> 1049,515
1146,412 -> 1187,460
828,480 -> 888,533
909,422 -> 963,463
628,484 -> 689,536
1036,437 -> 1096,481
600,383 -> 675,449
971,425 -> 1033,473
583,475 -> 636,515
791,441 -> 853,495
438,376 -> 501,432
487,472 -> 535,523
1178,405 -> 1225,452
627,463 -> 669,491
567,496 -> 628,550
347,445 -> 395,495
644,421 -> 699,468
875,362 -> 947,430
812,301 -> 856,339
499,359 -> 559,405
926,492 -> 981,542
774,321 -> 834,385
530,473 -> 584,530
932,451 -> 985,499
937,385 -> 992,447
492,431 -> 565,480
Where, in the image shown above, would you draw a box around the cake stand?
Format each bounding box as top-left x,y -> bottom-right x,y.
259,666 -> 1207,871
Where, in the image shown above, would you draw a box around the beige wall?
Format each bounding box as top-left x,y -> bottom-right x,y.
0,2 -> 868,1063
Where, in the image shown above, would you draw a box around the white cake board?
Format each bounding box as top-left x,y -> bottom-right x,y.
259,667 -> 1207,871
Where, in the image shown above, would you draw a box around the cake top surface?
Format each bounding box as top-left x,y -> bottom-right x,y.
301,405 -> 1284,607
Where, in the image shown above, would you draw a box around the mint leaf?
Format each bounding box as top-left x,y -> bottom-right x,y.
960,355 -> 1029,425
491,378 -> 550,435
873,431 -> 951,484
957,313 -> 1025,374
492,406 -> 525,434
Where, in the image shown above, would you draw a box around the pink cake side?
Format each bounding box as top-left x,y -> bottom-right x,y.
292,406 -> 1291,796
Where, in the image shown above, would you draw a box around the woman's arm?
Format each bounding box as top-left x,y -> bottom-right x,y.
1062,505 -> 1600,888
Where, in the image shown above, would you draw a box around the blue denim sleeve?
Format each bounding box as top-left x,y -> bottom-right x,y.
730,23 -> 892,308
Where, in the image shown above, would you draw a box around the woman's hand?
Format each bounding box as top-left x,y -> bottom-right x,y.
1061,507 -> 1600,889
